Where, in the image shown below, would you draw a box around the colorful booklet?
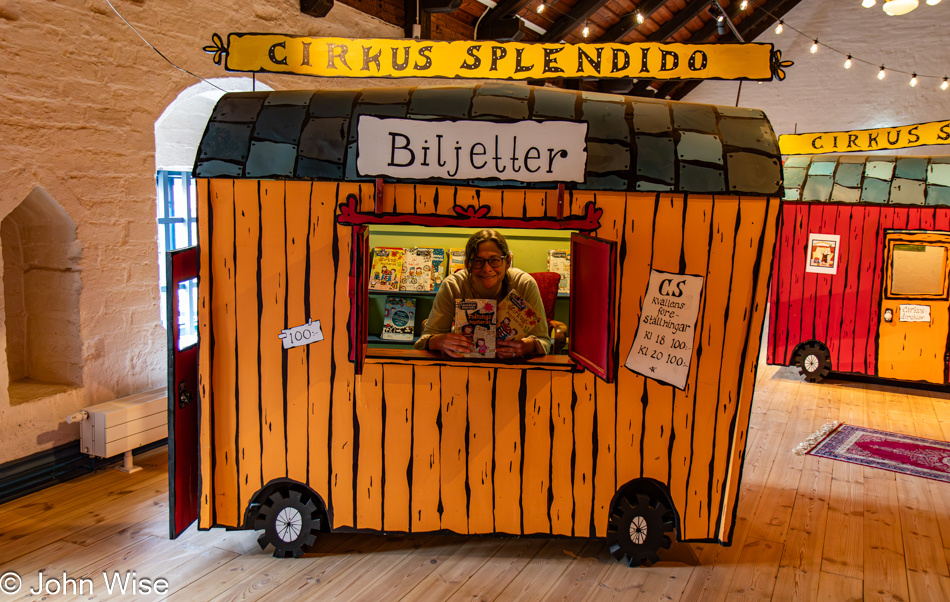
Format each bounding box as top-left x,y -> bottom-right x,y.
448,248 -> 466,274
454,299 -> 496,358
431,248 -> 446,291
496,289 -> 541,342
547,250 -> 571,293
369,247 -> 404,291
400,248 -> 433,292
380,296 -> 416,341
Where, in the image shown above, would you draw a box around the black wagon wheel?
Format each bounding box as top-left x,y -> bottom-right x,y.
605,492 -> 675,567
797,341 -> 831,383
253,489 -> 322,558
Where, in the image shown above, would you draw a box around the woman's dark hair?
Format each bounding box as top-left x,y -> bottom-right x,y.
464,229 -> 511,270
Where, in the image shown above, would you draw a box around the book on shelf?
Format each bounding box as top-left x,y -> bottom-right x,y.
400,248 -> 433,292
369,247 -> 404,291
448,248 -> 466,275
496,289 -> 541,343
380,296 -> 417,341
454,299 -> 496,358
546,250 -> 570,293
431,248 -> 446,292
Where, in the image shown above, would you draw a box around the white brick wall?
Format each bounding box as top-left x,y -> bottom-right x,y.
0,0 -> 455,464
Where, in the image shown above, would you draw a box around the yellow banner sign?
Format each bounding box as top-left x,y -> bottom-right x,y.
779,119 -> 950,155
204,34 -> 778,81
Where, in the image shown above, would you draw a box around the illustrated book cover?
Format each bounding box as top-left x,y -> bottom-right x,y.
369,247 -> 404,291
454,299 -> 496,358
547,250 -> 571,293
496,289 -> 541,343
431,248 -> 446,291
400,247 -> 433,292
381,296 -> 416,341
448,248 -> 466,274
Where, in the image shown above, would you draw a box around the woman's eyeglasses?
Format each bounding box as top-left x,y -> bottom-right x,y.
470,255 -> 507,269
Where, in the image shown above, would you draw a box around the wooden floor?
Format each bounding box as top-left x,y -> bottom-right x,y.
4,360 -> 950,601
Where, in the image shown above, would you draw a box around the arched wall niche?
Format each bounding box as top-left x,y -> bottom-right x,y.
2,186 -> 82,405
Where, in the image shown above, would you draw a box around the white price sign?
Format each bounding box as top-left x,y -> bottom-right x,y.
624,270 -> 704,390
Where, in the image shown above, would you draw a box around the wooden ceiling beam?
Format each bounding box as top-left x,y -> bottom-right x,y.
476,0 -> 534,32
664,0 -> 802,99
594,0 -> 668,43
538,0 -> 611,42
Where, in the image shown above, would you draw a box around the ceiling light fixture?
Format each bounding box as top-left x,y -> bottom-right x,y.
942,77 -> 949,90
774,20 -> 783,34
582,22 -> 589,37
636,11 -> 644,24
810,39 -> 819,54
910,73 -> 918,87
844,55 -> 853,69
536,2 -> 545,13
883,0 -> 919,14
878,66 -> 887,80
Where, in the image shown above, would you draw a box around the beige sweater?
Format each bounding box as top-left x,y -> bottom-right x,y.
414,267 -> 553,354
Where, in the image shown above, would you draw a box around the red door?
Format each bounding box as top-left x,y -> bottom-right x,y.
167,246 -> 199,538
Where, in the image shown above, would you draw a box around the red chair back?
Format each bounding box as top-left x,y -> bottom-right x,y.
529,272 -> 561,321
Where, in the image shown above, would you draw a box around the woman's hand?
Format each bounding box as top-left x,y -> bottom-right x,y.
497,338 -> 535,359
432,333 -> 475,358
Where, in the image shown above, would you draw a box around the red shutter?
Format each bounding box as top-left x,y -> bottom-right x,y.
568,232 -> 617,382
349,226 -> 370,373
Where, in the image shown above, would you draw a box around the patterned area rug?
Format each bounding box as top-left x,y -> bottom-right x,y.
797,423 -> 950,483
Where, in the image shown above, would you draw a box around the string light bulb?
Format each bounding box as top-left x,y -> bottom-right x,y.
942,77 -> 949,90
740,0 -> 748,8
844,55 -> 852,69
774,20 -> 784,34
862,0 -> 876,6
636,11 -> 644,24
810,40 -> 819,54
536,2 -> 545,13
927,0 -> 941,5
582,22 -> 589,37
878,66 -> 886,80
910,73 -> 918,87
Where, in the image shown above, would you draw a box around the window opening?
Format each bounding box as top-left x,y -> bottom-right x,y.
889,243 -> 948,297
156,170 -> 198,342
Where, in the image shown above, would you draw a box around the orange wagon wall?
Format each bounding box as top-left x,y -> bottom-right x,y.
198,180 -> 778,544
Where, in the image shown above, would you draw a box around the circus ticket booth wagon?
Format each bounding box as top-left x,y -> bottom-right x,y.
766,153 -> 950,386
166,83 -> 784,567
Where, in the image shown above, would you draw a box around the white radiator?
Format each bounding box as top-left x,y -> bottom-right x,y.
67,388 -> 167,473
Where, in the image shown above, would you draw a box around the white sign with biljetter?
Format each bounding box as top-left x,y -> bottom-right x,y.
624,270 -> 704,390
356,116 -> 587,183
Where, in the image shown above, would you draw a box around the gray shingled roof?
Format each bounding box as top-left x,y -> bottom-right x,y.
194,83 -> 783,196
784,154 -> 950,206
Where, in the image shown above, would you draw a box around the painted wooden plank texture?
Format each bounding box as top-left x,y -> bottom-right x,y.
439,365 -> 469,534
784,202 -> 812,366
614,193 -> 655,505
382,363 -> 413,533
234,180 -> 263,515
494,368 -> 523,535
523,370 -> 553,535
356,363 -> 384,530
412,365 -> 442,532
197,179 -> 213,528
468,368 -> 495,534
797,202 -> 822,345
285,180 -> 312,487
572,370 -> 596,537
825,205 -> 852,371
258,181 -> 289,496
550,371 -> 574,537
670,195 -> 714,531
307,182 -> 339,508
210,178 -> 240,527
852,205 -> 881,375
685,196 -> 739,540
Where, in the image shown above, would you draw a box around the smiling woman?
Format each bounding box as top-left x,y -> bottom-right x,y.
415,229 -> 553,359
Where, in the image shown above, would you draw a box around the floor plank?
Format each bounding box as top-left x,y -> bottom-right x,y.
2,358 -> 950,600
